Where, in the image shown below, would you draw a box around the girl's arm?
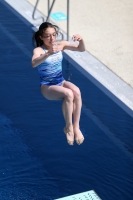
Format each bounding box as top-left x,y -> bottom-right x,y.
32,45 -> 64,68
61,34 -> 86,52
31,47 -> 52,68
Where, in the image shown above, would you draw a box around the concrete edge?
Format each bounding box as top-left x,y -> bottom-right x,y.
63,50 -> 133,118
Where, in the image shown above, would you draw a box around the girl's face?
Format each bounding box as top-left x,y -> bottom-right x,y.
40,27 -> 57,47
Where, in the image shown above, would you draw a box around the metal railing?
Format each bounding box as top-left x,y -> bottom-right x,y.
32,0 -> 69,41
32,0 -> 45,22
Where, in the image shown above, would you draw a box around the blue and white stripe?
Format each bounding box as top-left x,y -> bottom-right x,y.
37,47 -> 64,86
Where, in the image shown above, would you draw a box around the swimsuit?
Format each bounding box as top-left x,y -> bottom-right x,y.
37,46 -> 64,86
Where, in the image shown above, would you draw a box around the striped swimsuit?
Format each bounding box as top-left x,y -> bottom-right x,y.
37,46 -> 64,86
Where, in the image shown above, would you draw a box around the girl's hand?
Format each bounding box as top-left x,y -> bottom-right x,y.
72,34 -> 83,42
48,43 -> 63,54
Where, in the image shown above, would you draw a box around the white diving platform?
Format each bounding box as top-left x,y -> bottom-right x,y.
55,190 -> 102,200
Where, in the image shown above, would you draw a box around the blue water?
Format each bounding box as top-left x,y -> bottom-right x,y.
0,1 -> 133,200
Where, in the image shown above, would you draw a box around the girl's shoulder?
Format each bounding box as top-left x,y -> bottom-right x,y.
33,46 -> 44,53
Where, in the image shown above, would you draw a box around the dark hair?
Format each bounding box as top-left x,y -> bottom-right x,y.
33,22 -> 59,47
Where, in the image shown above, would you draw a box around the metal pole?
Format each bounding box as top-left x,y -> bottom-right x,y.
67,0 -> 69,41
46,0 -> 56,22
48,0 -> 50,15
32,0 -> 44,22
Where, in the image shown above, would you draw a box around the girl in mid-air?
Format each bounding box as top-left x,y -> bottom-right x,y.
32,22 -> 85,145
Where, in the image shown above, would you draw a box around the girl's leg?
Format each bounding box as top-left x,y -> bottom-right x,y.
41,84 -> 74,145
62,81 -> 84,145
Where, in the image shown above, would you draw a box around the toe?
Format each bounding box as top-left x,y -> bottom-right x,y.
64,127 -> 74,145
74,129 -> 84,145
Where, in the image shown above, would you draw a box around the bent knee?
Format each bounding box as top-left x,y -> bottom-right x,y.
73,87 -> 81,98
65,89 -> 74,101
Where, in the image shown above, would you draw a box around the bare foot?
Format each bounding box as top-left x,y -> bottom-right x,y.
74,128 -> 84,145
63,127 -> 74,145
